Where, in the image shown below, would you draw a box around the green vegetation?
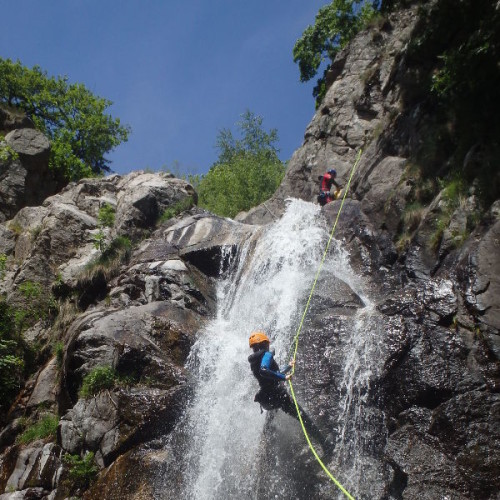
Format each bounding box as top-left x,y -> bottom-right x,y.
77,236 -> 132,308
429,177 -> 472,251
293,1 -> 380,107
93,203 -> 116,252
0,58 -> 130,181
79,366 -> 118,398
0,278 -> 60,414
0,335 -> 24,412
0,253 -> 6,278
402,202 -> 425,233
78,364 -> 142,398
7,220 -> 23,235
0,135 -> 19,163
404,0 -> 500,210
197,110 -> 285,218
158,196 -> 195,224
17,414 -> 59,444
92,235 -> 131,269
15,280 -> 57,333
53,341 -> 65,368
63,452 -> 98,489
97,203 -> 116,227
0,285 -> 57,414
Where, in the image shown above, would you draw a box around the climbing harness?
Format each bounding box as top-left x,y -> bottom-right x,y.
288,149 -> 363,500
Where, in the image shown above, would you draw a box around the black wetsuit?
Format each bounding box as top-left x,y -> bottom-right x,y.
248,348 -> 331,452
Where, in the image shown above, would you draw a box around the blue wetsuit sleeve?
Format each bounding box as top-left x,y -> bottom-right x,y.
260,352 -> 287,381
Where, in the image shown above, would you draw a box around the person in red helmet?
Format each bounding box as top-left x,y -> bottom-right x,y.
248,331 -> 334,456
317,168 -> 341,206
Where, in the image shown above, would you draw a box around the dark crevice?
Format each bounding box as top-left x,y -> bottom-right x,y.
384,459 -> 408,500
437,312 -> 455,327
77,271 -> 109,310
182,245 -> 237,277
356,108 -> 379,120
413,387 -> 453,411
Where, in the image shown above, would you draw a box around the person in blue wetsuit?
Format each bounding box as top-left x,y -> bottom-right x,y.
248,331 -> 334,456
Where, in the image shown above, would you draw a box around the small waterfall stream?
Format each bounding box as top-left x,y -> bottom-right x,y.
157,199 -> 388,499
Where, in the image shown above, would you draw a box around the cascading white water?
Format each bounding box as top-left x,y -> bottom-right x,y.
181,199 -> 326,499
159,198 -> 388,499
322,245 -> 389,499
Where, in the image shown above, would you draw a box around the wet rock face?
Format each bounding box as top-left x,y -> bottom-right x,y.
236,4 -> 499,498
82,446 -> 158,500
460,218 -> 500,333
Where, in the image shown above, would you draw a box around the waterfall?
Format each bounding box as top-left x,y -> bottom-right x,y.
157,199 -> 388,499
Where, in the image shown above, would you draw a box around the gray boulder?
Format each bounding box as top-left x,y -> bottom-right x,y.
139,211 -> 258,277
59,386 -> 186,467
0,129 -> 60,223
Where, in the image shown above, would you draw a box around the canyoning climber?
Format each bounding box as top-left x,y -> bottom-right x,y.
248,331 -> 334,456
317,168 -> 342,206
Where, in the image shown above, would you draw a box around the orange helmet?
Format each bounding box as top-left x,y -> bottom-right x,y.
249,331 -> 270,347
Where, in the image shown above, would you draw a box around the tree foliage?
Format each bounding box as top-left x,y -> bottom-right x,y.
215,110 -> 280,164
197,111 -> 285,218
0,301 -> 24,413
0,58 -> 130,180
293,1 -> 380,107
63,452 -> 98,489
406,0 -> 500,207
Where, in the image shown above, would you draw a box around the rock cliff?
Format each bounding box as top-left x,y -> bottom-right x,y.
0,2 -> 498,499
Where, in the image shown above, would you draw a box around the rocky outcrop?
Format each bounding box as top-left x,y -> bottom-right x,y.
138,212 -> 258,277
239,8 -> 419,226
1,171 -> 197,299
0,167 -> 261,497
0,128 -> 62,223
237,4 -> 499,499
1,443 -> 63,496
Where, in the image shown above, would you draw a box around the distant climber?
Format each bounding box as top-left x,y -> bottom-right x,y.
248,331 -> 334,456
317,169 -> 342,206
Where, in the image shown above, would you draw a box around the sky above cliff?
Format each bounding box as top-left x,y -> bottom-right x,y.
1,1 -> 328,176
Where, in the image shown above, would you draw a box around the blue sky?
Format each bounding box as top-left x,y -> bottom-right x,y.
1,1 -> 328,176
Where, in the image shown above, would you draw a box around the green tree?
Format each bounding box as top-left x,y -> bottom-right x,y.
293,1 -> 379,107
0,58 -> 130,180
215,110 -> 280,164
197,111 -> 285,218
405,0 -> 500,208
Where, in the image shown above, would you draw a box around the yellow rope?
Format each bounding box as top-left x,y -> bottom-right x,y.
288,149 -> 362,500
